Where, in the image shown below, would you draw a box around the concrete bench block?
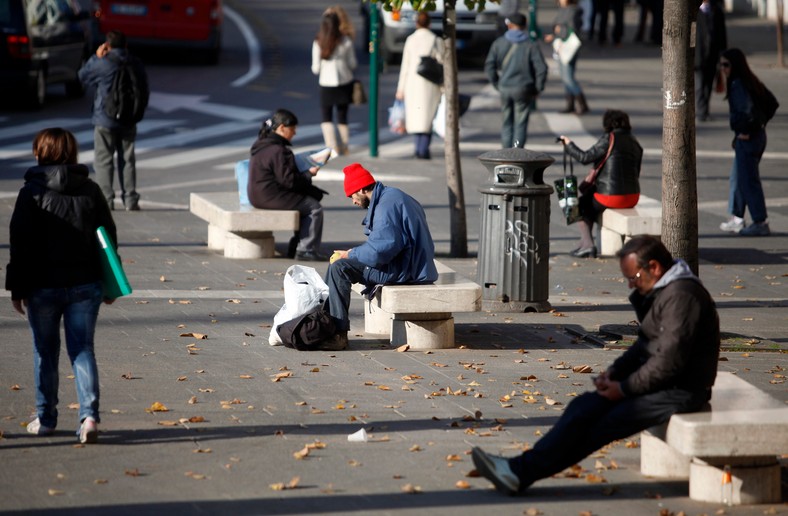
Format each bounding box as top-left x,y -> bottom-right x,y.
224,231 -> 274,259
690,457 -> 781,505
391,314 -> 454,350
363,297 -> 392,335
599,195 -> 661,256
640,428 -> 690,478
190,192 -> 298,259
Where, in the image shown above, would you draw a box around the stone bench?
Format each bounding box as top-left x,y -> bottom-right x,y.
190,192 -> 299,259
353,260 -> 482,350
640,371 -> 788,505
599,195 -> 661,256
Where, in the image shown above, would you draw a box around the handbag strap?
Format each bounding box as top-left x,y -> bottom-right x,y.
562,142 -> 573,179
501,42 -> 518,71
588,132 -> 615,183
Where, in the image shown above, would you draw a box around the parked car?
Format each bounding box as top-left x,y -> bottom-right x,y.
0,0 -> 92,108
91,0 -> 222,64
361,0 -> 500,64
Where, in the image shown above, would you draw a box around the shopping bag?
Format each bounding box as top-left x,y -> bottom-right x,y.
235,159 -> 251,207
352,79 -> 367,105
388,99 -> 406,135
552,30 -> 582,65
432,94 -> 446,138
553,144 -> 581,225
96,226 -> 132,299
268,265 -> 330,345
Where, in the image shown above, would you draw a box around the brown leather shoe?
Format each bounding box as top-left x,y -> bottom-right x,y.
316,332 -> 348,351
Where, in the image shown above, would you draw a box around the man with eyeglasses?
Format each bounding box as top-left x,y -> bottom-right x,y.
472,235 -> 721,496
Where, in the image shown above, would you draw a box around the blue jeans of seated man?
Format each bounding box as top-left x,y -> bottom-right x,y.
559,57 -> 583,97
27,282 -> 103,429
325,258 -> 399,333
499,89 -> 535,148
507,387 -> 709,490
729,130 -> 767,223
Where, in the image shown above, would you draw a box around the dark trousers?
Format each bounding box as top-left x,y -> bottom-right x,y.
695,66 -> 717,119
508,388 -> 709,489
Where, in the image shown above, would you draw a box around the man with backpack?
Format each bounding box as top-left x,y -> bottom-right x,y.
79,30 -> 149,211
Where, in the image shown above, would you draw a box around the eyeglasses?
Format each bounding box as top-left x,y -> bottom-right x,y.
720,62 -> 731,68
626,268 -> 644,282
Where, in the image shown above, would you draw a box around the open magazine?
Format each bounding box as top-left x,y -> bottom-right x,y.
294,147 -> 336,172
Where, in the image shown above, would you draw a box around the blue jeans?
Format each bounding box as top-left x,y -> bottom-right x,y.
559,57 -> 583,97
27,282 -> 103,429
325,258 -> 400,332
728,130 -> 767,223
508,388 -> 709,490
499,89 -> 535,148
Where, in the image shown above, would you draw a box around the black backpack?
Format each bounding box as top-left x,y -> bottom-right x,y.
755,85 -> 779,127
105,54 -> 149,125
276,303 -> 336,351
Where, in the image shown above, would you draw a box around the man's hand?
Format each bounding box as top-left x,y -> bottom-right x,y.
308,166 -> 319,176
12,299 -> 26,315
96,42 -> 109,58
595,373 -> 625,401
395,91 -> 404,101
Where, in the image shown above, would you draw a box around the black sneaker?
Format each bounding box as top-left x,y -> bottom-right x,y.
295,251 -> 329,262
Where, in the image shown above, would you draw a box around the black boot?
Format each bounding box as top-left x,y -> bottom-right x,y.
560,94 -> 575,114
575,93 -> 589,115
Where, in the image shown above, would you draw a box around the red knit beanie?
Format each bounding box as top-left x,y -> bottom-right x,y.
343,163 -> 376,197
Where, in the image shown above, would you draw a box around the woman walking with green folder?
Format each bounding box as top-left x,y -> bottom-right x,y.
6,128 -> 116,444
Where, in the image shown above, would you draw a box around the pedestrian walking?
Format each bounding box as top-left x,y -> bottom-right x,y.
558,109 -> 642,258
7,128 -> 117,444
78,30 -> 148,211
484,13 -> 548,148
396,11 -> 443,160
248,109 -> 327,261
322,163 -> 439,351
544,0 -> 589,115
695,0 -> 727,122
312,11 -> 357,156
472,235 -> 721,496
718,48 -> 773,236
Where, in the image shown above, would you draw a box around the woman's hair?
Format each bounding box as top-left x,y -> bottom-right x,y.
602,109 -> 631,132
316,12 -> 341,60
259,109 -> 299,138
324,5 -> 355,40
33,127 -> 79,165
720,48 -> 766,100
416,11 -> 430,29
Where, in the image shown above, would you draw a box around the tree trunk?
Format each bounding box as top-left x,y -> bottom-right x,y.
442,0 -> 468,257
662,0 -> 699,274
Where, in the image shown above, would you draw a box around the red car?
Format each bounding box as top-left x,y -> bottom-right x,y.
91,0 -> 222,64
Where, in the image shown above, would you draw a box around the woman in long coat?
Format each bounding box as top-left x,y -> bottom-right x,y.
396,12 -> 442,160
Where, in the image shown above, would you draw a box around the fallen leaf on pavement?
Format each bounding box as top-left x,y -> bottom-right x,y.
147,402 -> 169,413
455,480 -> 471,489
180,332 -> 208,339
401,483 -> 422,494
396,344 -> 410,352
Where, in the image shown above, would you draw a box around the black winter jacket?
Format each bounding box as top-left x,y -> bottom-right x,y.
6,164 -> 116,300
248,133 -> 322,209
565,128 -> 642,196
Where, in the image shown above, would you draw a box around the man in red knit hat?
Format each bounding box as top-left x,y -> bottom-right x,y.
319,163 -> 438,350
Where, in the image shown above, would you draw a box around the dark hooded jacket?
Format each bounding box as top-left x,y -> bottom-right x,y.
565,128 -> 642,196
247,133 -> 322,209
6,164 -> 116,300
608,260 -> 721,397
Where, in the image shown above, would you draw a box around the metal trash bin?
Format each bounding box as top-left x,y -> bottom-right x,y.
477,148 -> 554,312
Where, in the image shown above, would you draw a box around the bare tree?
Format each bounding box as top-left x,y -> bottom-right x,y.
661,0 -> 700,274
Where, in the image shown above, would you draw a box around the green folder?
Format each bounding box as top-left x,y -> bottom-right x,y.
97,226 -> 132,299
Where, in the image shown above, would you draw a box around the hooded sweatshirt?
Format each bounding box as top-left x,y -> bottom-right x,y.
609,259 -> 721,397
6,164 -> 116,300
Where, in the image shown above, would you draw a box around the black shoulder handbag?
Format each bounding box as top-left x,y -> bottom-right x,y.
554,143 -> 581,225
417,39 -> 443,85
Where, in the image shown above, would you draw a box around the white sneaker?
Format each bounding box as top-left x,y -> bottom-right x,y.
27,418 -> 55,436
78,417 -> 98,444
471,446 -> 520,495
720,217 -> 745,233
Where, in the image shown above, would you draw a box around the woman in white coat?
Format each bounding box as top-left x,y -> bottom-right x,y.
396,12 -> 443,160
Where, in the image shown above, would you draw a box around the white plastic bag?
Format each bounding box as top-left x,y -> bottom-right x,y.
432,94 -> 446,138
388,99 -> 406,135
268,265 -> 330,345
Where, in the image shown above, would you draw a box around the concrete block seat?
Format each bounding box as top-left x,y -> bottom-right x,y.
640,371 -> 788,505
352,260 -> 482,350
189,192 -> 299,259
599,194 -> 661,256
